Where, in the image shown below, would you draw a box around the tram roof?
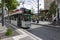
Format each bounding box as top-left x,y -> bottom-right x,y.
4,11 -> 22,17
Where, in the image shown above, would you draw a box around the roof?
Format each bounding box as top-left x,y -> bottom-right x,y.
41,10 -> 49,13
4,11 -> 23,17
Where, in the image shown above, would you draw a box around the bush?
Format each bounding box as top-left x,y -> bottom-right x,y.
5,28 -> 13,36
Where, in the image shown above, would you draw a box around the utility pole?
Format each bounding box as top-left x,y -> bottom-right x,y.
22,0 -> 25,8
2,0 -> 5,26
37,0 -> 39,23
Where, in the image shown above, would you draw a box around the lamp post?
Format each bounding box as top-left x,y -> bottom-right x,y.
2,0 -> 5,26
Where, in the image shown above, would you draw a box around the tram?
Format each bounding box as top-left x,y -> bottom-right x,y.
5,8 -> 31,29
21,8 -> 31,28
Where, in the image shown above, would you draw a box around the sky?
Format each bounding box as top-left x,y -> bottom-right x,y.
0,0 -> 1,3
0,0 -> 44,13
17,0 -> 44,13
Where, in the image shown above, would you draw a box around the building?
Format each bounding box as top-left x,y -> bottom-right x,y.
44,0 -> 60,22
56,0 -> 60,21
44,0 -> 54,10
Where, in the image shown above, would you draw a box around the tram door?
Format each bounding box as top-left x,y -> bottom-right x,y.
17,15 -> 22,27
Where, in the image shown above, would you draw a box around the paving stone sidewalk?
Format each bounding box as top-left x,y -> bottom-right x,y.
0,23 -> 7,33
31,21 -> 60,28
1,23 -> 41,40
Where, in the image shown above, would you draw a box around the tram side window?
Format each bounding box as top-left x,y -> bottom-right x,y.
24,16 -> 28,21
11,16 -> 16,20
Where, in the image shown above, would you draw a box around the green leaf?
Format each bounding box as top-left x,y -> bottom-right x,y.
5,0 -> 19,11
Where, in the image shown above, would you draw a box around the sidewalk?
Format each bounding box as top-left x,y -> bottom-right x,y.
31,21 -> 60,28
1,22 -> 42,40
31,21 -> 52,25
0,23 -> 7,33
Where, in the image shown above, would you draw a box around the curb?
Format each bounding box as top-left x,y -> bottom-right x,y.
31,23 -> 60,29
6,22 -> 42,40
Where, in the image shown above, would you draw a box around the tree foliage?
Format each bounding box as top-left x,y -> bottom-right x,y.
0,0 -> 19,10
5,0 -> 19,11
49,1 -> 57,17
39,9 -> 43,16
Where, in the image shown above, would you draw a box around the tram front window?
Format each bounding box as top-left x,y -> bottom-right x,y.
24,14 -> 31,21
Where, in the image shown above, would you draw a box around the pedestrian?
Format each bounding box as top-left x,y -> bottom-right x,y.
37,18 -> 39,23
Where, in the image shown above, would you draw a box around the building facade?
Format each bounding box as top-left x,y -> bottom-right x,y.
44,0 -> 60,21
56,0 -> 60,20
44,0 -> 54,10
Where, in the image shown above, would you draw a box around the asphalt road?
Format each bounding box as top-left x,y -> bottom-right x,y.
26,24 -> 60,40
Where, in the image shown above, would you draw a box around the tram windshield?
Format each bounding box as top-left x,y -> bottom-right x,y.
24,14 -> 31,21
20,8 -> 31,21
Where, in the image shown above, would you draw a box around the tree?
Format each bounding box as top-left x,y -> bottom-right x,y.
5,0 -> 19,11
1,0 -> 19,26
39,9 -> 46,21
39,9 -> 43,16
49,1 -> 57,18
4,0 -> 19,21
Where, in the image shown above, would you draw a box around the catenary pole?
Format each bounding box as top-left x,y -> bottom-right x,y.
2,0 -> 5,26
37,0 -> 39,23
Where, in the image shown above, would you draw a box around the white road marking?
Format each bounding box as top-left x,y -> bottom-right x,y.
13,34 -> 28,40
